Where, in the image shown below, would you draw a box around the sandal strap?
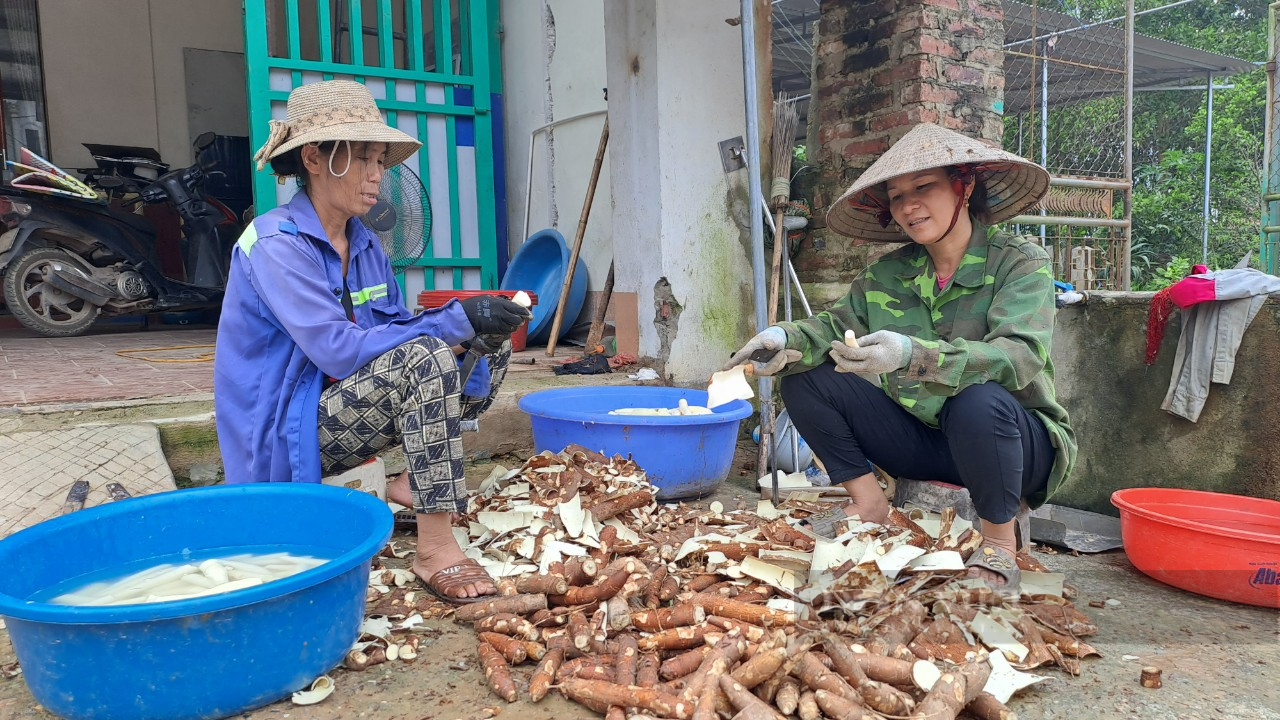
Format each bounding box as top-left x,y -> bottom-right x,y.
965,545 -> 1021,589
428,560 -> 494,594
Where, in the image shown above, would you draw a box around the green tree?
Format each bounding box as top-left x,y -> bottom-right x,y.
1008,1 -> 1267,280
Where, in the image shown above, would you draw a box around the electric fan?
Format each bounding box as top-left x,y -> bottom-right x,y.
362,162 -> 432,266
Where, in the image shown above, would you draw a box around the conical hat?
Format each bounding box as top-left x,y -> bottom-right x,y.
253,80 -> 421,172
825,123 -> 1050,242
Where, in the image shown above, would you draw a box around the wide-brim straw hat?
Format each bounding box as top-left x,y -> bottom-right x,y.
253,79 -> 421,173
825,123 -> 1050,242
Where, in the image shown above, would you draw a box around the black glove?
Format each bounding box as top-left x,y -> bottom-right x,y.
459,295 -> 532,336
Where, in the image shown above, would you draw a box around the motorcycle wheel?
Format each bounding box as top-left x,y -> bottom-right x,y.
2,247 -> 102,337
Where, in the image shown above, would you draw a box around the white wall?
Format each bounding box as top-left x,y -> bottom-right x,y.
147,0 -> 246,165
604,0 -> 756,383
499,0 -> 612,293
38,0 -> 243,170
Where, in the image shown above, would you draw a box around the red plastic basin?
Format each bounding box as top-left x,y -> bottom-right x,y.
1111,488 -> 1280,608
417,291 -> 539,352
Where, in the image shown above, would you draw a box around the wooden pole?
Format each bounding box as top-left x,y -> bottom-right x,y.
585,261 -> 615,352
768,209 -> 785,325
546,117 -> 609,356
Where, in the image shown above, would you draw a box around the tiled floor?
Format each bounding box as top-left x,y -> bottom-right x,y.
0,326 -> 217,406
0,323 -> 578,407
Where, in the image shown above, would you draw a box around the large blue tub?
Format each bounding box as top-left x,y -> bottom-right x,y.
518,386 -> 752,500
500,229 -> 588,344
0,484 -> 392,720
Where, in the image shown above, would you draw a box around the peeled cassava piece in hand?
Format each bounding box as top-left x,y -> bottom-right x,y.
461,295 -> 533,335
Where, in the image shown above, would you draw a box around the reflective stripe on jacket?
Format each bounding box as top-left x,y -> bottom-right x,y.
214,191 -> 484,485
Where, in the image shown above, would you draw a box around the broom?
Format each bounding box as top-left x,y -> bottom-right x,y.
768,93 -> 799,325
757,93 -> 799,500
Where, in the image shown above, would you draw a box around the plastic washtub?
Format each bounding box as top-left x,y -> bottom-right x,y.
518,386 -> 753,500
1111,487 -> 1280,608
500,228 -> 588,345
0,484 -> 393,720
418,290 -> 539,352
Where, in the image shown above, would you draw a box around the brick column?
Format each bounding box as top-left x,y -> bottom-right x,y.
797,0 -> 1005,303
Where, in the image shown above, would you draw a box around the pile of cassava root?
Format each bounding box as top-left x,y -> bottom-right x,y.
397,446 -> 1101,719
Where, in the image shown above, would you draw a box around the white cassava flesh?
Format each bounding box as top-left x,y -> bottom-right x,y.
51,552 -> 325,606
291,675 -> 335,706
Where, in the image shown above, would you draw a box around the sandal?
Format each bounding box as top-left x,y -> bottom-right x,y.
965,544 -> 1022,597
421,559 -> 498,605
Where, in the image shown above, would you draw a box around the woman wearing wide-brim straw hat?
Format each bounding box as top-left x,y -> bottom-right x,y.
215,79 -> 530,604
726,123 -> 1076,595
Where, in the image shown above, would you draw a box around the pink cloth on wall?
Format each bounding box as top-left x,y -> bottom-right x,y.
1168,276 -> 1217,308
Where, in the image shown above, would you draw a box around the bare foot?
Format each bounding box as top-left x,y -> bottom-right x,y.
386,471 -> 413,507
412,512 -> 496,600
837,473 -> 892,524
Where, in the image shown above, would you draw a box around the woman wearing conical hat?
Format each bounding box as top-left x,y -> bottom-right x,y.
216,80 -> 530,603
726,123 -> 1076,594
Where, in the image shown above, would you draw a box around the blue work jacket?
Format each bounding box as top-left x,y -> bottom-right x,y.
214,191 -> 486,485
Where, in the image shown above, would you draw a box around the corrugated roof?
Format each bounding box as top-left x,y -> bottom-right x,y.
1002,1 -> 1256,114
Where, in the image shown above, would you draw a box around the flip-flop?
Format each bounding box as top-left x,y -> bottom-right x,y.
800,506 -> 852,540
420,559 -> 498,606
964,544 -> 1022,597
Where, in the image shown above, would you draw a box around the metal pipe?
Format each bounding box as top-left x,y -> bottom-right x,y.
521,109 -> 608,243
1135,84 -> 1235,92
787,259 -> 812,317
1006,215 -> 1132,228
1050,176 -> 1133,190
1202,71 -> 1214,264
1123,0 -> 1135,289
1004,0 -> 1198,48
1265,2 -> 1280,272
741,0 -> 775,491
1040,38 -> 1050,245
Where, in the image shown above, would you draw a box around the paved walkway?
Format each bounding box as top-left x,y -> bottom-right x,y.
0,424 -> 176,537
0,324 -> 600,409
0,327 -> 217,407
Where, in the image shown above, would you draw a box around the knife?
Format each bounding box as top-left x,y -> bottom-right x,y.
61,480 -> 90,515
106,483 -> 132,502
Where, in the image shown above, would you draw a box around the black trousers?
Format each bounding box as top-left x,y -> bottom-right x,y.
779,363 -> 1053,524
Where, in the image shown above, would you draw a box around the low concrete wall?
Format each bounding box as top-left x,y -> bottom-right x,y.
1051,292 -> 1280,515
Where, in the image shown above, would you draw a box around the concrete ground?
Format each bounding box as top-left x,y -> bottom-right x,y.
0,325 -> 1278,719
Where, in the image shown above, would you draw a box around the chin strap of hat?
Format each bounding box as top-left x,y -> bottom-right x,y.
925,164 -> 976,245
847,192 -> 895,229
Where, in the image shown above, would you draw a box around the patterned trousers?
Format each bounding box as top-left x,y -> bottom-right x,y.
318,336 -> 510,514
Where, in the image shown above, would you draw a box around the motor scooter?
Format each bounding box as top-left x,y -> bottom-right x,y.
0,132 -> 239,337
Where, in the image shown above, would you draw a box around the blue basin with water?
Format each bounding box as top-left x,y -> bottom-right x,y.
0,484 -> 392,720
518,386 -> 753,500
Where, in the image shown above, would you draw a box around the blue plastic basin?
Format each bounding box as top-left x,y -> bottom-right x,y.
518,386 -> 752,500
0,484 -> 392,720
500,228 -> 588,344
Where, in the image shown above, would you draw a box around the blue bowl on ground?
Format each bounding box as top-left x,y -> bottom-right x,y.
500,228 -> 588,344
518,386 -> 753,500
0,484 -> 392,720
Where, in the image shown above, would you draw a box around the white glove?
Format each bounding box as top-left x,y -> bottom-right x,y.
723,326 -> 801,377
829,330 -> 912,375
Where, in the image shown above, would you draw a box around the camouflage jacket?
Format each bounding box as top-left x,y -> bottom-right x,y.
778,223 -> 1076,507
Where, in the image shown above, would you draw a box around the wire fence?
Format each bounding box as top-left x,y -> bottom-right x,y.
1001,0 -> 1131,290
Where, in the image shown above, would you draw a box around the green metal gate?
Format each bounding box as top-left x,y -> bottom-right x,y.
243,0 -> 502,295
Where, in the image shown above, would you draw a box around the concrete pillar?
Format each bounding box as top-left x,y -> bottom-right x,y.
604,0 -> 756,384
796,0 -> 1005,304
